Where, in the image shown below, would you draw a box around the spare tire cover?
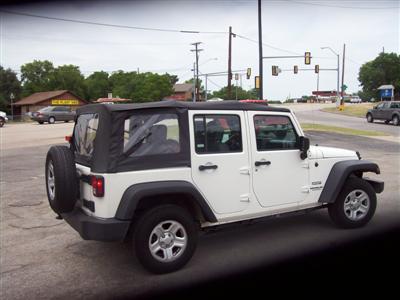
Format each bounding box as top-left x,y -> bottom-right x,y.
45,145 -> 78,214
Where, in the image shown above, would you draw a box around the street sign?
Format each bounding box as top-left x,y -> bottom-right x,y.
255,76 -> 260,89
246,68 -> 251,79
294,65 -> 298,74
305,52 -> 311,65
315,65 -> 319,73
380,89 -> 393,98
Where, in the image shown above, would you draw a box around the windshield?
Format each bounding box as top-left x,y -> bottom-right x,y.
38,107 -> 53,112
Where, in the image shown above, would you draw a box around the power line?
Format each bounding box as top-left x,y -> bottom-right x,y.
284,0 -> 398,10
0,9 -> 228,34
235,33 -> 302,56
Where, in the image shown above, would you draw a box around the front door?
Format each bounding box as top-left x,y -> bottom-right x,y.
190,111 -> 250,215
248,112 -> 309,208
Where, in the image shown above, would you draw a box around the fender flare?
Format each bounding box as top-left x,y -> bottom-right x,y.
318,160 -> 381,203
115,180 -> 217,222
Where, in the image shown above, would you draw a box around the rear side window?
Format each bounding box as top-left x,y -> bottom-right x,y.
254,115 -> 298,151
194,114 -> 242,154
390,102 -> 399,108
73,113 -> 99,158
123,113 -> 180,157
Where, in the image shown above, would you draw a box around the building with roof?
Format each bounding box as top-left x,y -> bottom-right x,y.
166,83 -> 194,101
13,90 -> 87,116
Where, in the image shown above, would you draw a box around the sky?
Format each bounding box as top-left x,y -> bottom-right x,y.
0,0 -> 399,100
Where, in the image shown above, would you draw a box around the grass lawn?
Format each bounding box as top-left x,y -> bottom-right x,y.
322,103 -> 374,118
301,123 -> 388,136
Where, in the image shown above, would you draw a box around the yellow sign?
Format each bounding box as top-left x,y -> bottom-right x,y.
52,99 -> 80,105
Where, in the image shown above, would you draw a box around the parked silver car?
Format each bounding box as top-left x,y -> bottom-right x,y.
0,111 -> 8,127
366,101 -> 400,126
31,106 -> 76,124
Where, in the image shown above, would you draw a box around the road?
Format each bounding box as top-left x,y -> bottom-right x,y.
274,103 -> 400,138
1,119 -> 399,299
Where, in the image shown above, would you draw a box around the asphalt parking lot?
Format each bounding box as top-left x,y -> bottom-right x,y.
1,120 -> 399,299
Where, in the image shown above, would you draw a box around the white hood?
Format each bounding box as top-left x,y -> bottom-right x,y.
308,145 -> 357,159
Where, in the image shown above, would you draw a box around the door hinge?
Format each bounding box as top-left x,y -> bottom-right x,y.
240,194 -> 250,202
301,186 -> 310,193
239,167 -> 250,175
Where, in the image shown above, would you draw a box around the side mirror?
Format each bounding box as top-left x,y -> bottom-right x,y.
299,136 -> 310,160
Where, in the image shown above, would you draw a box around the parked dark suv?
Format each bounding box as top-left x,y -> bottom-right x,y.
31,106 -> 76,124
366,101 -> 400,126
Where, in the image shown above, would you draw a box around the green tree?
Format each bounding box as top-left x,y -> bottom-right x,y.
51,64 -> 86,98
84,71 -> 110,102
0,66 -> 21,113
20,60 -> 54,96
358,52 -> 400,100
210,85 -> 258,100
109,71 -> 174,102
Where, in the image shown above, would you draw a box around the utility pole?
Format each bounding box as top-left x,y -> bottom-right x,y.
192,62 -> 196,102
340,43 -> 346,107
205,74 -> 208,101
321,46 -> 340,106
228,26 -> 235,99
258,0 -> 263,100
191,42 -> 203,102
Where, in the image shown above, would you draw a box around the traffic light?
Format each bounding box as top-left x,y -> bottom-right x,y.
272,65 -> 278,76
315,64 -> 319,73
294,65 -> 298,74
255,76 -> 260,89
305,52 -> 311,65
246,68 -> 251,79
235,73 -> 239,81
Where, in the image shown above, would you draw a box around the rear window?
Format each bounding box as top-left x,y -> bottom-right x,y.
123,113 -> 180,157
73,113 -> 99,158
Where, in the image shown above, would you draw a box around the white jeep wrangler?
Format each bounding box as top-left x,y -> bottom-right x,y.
45,101 -> 384,273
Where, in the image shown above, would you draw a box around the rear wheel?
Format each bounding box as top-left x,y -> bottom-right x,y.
328,177 -> 376,229
392,115 -> 399,126
134,204 -> 198,274
0,117 -> 4,127
48,116 -> 55,124
38,121 -> 44,124
45,146 -> 78,214
366,113 -> 373,123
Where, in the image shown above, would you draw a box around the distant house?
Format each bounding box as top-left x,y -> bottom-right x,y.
166,83 -> 194,101
13,90 -> 87,115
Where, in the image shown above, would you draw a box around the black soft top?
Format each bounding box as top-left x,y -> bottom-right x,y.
77,100 -> 290,115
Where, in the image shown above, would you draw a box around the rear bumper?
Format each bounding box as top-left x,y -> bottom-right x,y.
61,207 -> 130,242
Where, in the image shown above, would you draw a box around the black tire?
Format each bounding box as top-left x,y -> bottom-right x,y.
392,115 -> 399,126
328,177 -> 376,229
48,116 -> 55,124
45,146 -> 78,214
384,120 -> 390,124
134,204 -> 198,274
38,121 -> 44,124
366,113 -> 373,123
0,117 -> 4,127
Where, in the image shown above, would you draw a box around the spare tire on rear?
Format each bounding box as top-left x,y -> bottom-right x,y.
45,145 -> 78,214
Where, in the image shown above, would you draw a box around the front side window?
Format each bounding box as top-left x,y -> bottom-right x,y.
73,113 -> 99,158
194,114 -> 242,154
254,115 -> 298,151
376,103 -> 384,109
124,113 -> 180,157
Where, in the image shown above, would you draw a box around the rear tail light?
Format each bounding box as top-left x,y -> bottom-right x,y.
90,175 -> 104,197
65,135 -> 72,143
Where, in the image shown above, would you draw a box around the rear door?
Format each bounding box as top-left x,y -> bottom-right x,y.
189,111 -> 250,215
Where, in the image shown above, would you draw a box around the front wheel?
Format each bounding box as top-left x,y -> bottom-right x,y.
392,115 -> 399,126
328,177 -> 376,229
48,116 -> 55,124
366,113 -> 373,123
134,205 -> 198,274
